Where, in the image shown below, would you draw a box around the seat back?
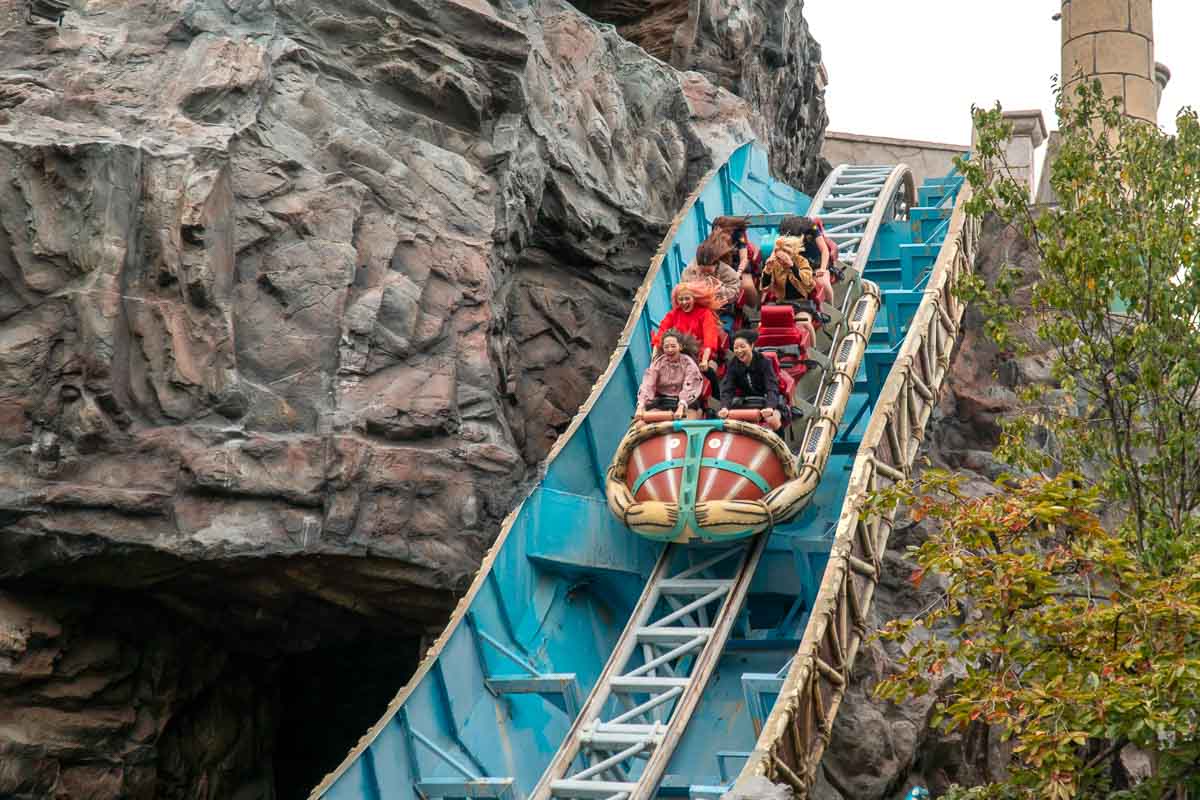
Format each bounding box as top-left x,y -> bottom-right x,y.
760,350 -> 796,403
756,305 -> 805,349
757,305 -> 810,383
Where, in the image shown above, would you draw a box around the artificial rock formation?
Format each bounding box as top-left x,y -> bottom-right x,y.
566,0 -> 830,189
0,0 -> 828,796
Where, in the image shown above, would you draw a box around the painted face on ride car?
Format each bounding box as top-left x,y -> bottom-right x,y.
662,335 -> 682,357
733,337 -> 753,364
678,292 -> 694,312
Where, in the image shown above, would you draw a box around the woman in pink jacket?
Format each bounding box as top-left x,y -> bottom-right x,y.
635,329 -> 705,421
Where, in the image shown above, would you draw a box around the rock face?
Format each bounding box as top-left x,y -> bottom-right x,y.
811,217 -> 1050,799
0,587 -> 277,800
0,0 -> 827,796
565,0 -> 831,190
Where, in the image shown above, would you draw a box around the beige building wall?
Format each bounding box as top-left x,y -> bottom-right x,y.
1061,0 -> 1156,123
821,132 -> 968,189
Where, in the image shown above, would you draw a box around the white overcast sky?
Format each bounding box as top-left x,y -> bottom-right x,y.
806,1 -> 1199,143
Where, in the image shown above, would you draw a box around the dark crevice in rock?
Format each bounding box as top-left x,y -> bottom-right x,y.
563,0 -> 687,61
0,578 -> 423,800
273,636 -> 419,800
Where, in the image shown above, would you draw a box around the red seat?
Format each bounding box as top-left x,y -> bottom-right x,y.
756,305 -> 809,382
756,305 -> 804,348
761,350 -> 795,403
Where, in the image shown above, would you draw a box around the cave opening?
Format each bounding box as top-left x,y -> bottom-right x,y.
562,0 -> 687,61
272,635 -> 421,800
0,572 -> 428,800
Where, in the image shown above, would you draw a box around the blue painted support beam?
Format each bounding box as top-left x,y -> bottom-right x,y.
409,725 -> 482,781
485,572 -> 530,661
727,177 -> 770,213
485,674 -> 581,717
883,289 -> 925,347
863,348 -> 897,405
920,175 -> 965,191
741,673 -> 784,735
830,440 -> 862,456
910,206 -> 952,244
862,258 -> 902,290
716,752 -> 753,784
467,613 -> 542,676
899,243 -> 938,286
694,198 -> 709,241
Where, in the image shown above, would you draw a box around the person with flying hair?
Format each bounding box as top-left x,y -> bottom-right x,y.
635,328 -> 705,422
652,281 -> 721,373
709,215 -> 761,309
779,215 -> 835,305
681,239 -> 742,310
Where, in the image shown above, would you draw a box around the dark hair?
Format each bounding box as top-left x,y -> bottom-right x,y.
659,327 -> 700,357
695,239 -> 729,267
731,329 -> 758,346
779,215 -> 816,237
711,215 -> 750,235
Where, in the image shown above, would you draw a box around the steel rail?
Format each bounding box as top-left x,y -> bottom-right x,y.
731,181 -> 979,796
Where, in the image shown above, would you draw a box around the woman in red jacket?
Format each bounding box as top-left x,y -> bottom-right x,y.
652,281 -> 721,372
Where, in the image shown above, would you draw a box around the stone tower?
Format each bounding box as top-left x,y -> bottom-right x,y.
1060,0 -> 1157,122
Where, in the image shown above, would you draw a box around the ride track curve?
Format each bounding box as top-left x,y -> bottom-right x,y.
308,142 -> 977,800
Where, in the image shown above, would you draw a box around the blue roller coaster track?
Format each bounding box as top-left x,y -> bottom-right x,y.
310,142 -> 968,800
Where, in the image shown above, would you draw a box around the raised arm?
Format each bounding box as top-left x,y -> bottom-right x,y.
717,264 -> 741,305
815,234 -> 830,273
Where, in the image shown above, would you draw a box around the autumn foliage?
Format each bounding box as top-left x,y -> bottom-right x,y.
875,78 -> 1200,798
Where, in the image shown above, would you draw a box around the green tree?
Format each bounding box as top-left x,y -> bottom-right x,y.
875,80 -> 1200,798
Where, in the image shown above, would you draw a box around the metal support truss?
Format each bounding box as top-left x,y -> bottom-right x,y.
531,538 -> 768,800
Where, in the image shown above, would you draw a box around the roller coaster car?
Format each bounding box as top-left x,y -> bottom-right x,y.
608,270 -> 879,545
606,417 -> 802,544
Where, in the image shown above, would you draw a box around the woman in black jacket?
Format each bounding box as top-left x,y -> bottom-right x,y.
717,330 -> 784,431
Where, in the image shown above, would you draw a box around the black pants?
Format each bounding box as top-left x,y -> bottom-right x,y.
648,395 -> 701,412
702,365 -> 720,401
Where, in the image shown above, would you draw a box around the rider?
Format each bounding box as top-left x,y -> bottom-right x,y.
710,216 -> 761,310
635,329 -> 705,422
653,281 -> 720,374
717,330 -> 784,431
682,240 -> 742,312
779,215 -> 834,305
759,245 -> 818,347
